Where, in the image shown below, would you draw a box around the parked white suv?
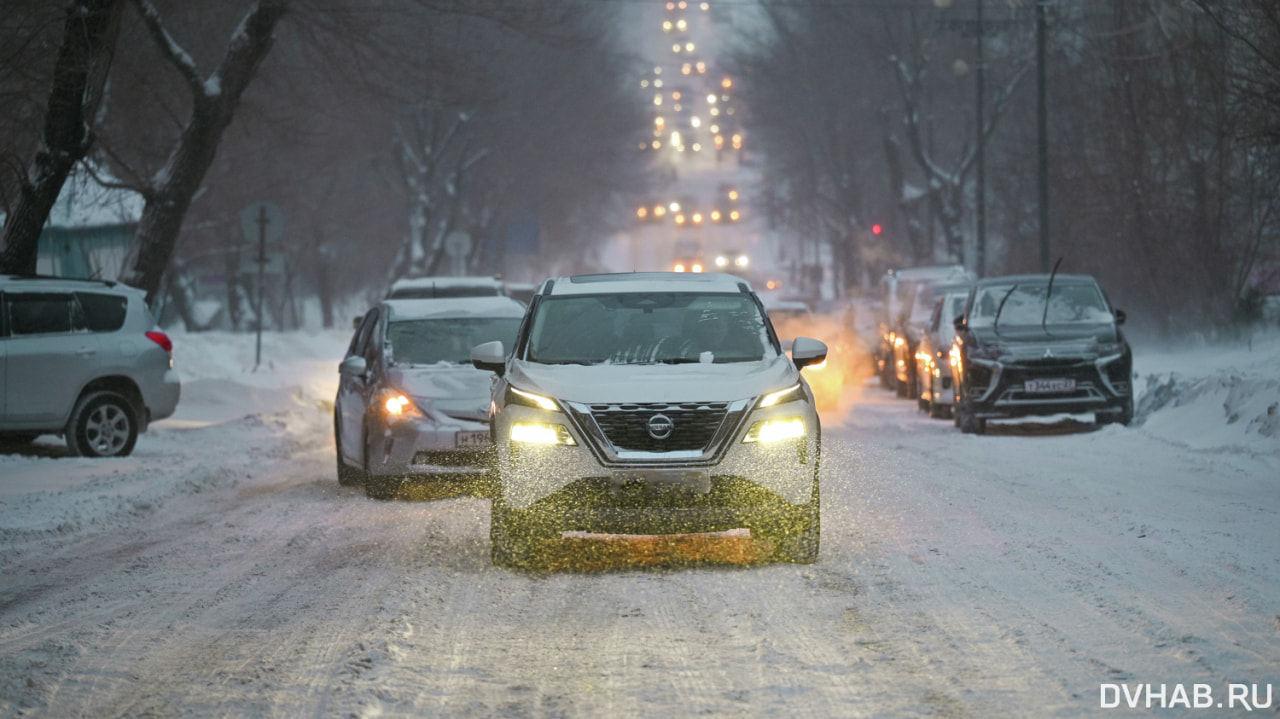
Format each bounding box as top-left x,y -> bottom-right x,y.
471,272 -> 827,568
0,275 -> 181,456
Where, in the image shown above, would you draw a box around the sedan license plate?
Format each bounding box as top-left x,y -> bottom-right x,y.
1024,378 -> 1075,393
455,430 -> 490,448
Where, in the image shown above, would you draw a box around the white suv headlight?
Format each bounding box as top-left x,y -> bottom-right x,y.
743,416 -> 806,443
510,422 -> 576,445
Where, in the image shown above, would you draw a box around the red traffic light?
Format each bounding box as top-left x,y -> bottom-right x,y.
871,223 -> 883,235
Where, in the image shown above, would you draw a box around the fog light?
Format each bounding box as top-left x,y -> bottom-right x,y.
511,422 -> 576,446
743,417 -> 805,443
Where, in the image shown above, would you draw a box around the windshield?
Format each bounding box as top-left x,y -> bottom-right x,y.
967,282 -> 1112,328
386,317 -> 521,365
526,293 -> 776,365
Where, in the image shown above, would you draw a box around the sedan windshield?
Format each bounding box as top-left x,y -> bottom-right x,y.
968,283 -> 1112,327
387,317 -> 521,365
526,293 -> 777,365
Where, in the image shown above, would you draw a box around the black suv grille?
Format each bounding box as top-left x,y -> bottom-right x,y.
587,402 -> 729,452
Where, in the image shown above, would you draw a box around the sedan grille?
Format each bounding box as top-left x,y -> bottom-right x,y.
587,402 -> 729,452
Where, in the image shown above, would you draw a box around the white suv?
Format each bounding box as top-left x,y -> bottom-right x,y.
471,272 -> 827,568
0,275 -> 181,456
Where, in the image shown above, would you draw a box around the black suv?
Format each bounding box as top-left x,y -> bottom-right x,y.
951,273 -> 1132,434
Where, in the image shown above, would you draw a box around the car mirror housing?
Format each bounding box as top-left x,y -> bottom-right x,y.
471,340 -> 507,375
952,315 -> 967,331
1114,309 -> 1126,326
339,355 -> 367,377
791,336 -> 828,369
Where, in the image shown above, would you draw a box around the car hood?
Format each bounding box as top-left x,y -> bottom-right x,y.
387,363 -> 494,420
969,323 -> 1122,358
506,355 -> 801,404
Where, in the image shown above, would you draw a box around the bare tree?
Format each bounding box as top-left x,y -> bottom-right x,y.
0,0 -> 124,274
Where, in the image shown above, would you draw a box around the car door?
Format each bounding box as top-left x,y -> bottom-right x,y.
3,290 -> 100,426
336,307 -> 380,463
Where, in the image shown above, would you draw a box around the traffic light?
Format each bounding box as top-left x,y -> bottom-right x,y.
871,223 -> 883,236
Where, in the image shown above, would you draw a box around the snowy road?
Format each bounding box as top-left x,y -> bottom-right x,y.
1,331 -> 1278,717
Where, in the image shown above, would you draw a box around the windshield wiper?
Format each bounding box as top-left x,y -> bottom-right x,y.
1041,257 -> 1063,337
992,284 -> 1018,336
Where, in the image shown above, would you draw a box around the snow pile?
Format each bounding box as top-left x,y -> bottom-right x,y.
1134,332 -> 1280,456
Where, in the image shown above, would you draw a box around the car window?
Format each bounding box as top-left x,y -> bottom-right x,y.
347,307 -> 379,359
526,293 -> 775,365
386,317 -> 521,366
969,283 -> 1112,327
5,292 -> 87,336
75,292 -> 128,332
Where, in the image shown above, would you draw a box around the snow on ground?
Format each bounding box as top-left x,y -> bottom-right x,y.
0,324 -> 1277,717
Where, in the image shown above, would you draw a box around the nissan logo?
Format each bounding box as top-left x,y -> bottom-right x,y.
647,413 -> 674,440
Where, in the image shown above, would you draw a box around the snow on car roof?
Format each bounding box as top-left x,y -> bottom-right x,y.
547,271 -> 752,296
384,295 -> 527,321
974,273 -> 1098,286
389,275 -> 503,289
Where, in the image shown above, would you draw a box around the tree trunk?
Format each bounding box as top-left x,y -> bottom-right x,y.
0,0 -> 124,275
118,0 -> 288,305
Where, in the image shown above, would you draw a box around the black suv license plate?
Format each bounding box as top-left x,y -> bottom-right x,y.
1025,378 -> 1075,393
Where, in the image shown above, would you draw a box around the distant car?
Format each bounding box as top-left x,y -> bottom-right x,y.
385,275 -> 505,299
0,274 -> 180,457
874,265 -> 974,396
914,288 -> 970,418
471,271 -> 827,568
950,273 -> 1133,434
334,295 -> 527,499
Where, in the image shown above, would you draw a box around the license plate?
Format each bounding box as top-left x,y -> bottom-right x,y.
1025,378 -> 1075,393
455,430 -> 490,448
610,468 -> 712,495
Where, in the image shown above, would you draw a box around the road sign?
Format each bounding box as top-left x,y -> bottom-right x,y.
240,202 -> 284,246
444,230 -> 471,258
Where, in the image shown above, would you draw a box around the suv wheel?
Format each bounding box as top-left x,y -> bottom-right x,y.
66,391 -> 138,457
755,479 -> 820,564
490,490 -> 557,569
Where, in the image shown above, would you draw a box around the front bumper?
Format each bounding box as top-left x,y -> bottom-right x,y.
493,399 -> 819,514
368,415 -> 494,478
962,353 -> 1131,419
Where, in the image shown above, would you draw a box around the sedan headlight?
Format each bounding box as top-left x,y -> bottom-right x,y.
510,422 -> 576,445
743,416 -> 806,443
379,390 -> 425,420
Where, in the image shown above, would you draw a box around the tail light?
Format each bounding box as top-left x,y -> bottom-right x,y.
146,331 -> 173,354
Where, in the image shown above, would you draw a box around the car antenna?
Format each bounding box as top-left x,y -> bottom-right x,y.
1041,257 -> 1064,336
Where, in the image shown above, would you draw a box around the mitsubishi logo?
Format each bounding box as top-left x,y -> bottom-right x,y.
647,413 -> 674,440
1043,348 -> 1055,359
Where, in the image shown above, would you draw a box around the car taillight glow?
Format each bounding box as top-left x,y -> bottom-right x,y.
146,331 -> 173,353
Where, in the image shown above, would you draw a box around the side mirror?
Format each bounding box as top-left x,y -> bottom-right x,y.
339,355 -> 367,377
1114,309 -> 1126,326
952,315 -> 967,331
791,336 -> 828,369
352,316 -> 363,330
471,340 -> 506,375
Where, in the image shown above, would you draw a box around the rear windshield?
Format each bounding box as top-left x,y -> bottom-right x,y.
526,293 -> 778,365
386,317 -> 521,365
